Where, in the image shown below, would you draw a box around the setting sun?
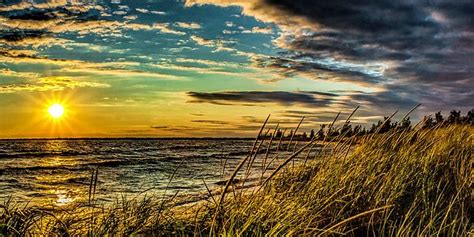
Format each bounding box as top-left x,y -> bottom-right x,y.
48,104 -> 65,119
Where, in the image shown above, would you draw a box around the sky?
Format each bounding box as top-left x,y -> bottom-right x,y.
0,0 -> 472,138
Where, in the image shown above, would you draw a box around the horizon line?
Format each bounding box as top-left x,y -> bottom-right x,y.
0,136 -> 256,141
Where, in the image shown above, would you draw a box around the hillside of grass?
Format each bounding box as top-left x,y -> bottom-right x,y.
1,125 -> 472,236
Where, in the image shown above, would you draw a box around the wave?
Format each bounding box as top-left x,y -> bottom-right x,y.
0,151 -> 93,159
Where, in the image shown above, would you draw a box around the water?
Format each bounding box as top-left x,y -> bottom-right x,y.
0,139 -> 259,206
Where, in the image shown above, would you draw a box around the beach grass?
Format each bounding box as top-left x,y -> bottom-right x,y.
1,124 -> 472,236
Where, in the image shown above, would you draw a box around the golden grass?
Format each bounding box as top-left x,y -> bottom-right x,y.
0,125 -> 472,236
202,125 -> 472,236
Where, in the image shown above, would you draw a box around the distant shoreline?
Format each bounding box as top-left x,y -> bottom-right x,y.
0,137 -> 256,141
0,137 -> 321,141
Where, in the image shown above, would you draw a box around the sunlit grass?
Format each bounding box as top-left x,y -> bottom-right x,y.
0,124 -> 472,236
203,125 -> 472,236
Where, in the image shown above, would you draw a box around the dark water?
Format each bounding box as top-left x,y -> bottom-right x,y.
0,139 -> 260,206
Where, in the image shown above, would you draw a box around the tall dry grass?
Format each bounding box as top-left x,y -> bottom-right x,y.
200,125 -> 472,236
0,124 -> 472,236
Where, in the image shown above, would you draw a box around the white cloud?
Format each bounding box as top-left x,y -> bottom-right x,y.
190,35 -> 235,52
175,22 -> 201,29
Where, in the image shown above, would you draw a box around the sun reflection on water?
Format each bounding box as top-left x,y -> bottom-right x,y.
44,139 -> 69,153
55,191 -> 75,206
40,140 -> 83,206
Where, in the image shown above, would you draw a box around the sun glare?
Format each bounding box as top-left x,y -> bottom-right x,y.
48,104 -> 65,119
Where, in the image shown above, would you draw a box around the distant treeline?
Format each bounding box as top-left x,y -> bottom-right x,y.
259,109 -> 474,141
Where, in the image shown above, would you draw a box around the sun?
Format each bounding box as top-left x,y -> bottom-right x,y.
48,104 -> 65,119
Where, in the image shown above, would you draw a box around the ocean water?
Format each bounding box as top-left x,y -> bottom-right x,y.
0,139 -> 264,206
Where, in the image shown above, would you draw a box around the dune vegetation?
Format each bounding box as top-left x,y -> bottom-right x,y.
1,111 -> 473,236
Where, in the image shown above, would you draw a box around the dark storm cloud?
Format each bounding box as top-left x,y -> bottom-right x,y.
269,0 -> 438,33
347,90 -> 418,111
256,0 -> 474,109
187,91 -> 338,107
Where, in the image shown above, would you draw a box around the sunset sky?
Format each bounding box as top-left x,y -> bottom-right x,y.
0,0 -> 472,138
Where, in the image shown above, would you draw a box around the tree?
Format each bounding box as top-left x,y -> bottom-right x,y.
329,130 -> 340,137
447,110 -> 461,124
287,129 -> 293,138
465,109 -> 474,125
317,124 -> 326,140
301,132 -> 308,140
276,129 -> 282,138
398,117 -> 411,130
353,125 -> 362,135
422,116 -> 435,129
309,129 -> 315,140
369,122 -> 379,134
340,122 -> 352,137
378,117 -> 392,133
435,111 -> 444,125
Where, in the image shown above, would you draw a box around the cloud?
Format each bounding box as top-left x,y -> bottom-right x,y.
0,54 -> 188,81
191,119 -> 230,125
175,22 -> 201,29
148,62 -> 248,77
0,68 -> 38,79
242,26 -> 273,34
0,76 -> 110,93
190,35 -> 214,47
0,28 -> 47,41
224,25 -> 273,35
40,76 -> 110,88
253,56 -> 389,86
186,89 -> 424,119
190,35 -> 235,52
149,23 -> 186,35
186,91 -> 338,107
0,3 -> 186,51
343,90 -> 418,112
185,0 -> 474,110
175,58 -> 241,68
185,0 -> 313,30
0,49 -> 37,58
61,66 -> 188,81
0,3 -> 108,41
150,125 -> 169,129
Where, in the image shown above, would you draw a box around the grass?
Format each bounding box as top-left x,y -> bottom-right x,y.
0,123 -> 472,236
205,125 -> 472,236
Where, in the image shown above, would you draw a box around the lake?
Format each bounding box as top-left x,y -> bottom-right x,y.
0,138 -> 309,206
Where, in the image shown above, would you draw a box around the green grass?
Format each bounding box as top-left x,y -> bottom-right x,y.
1,125 -> 472,236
